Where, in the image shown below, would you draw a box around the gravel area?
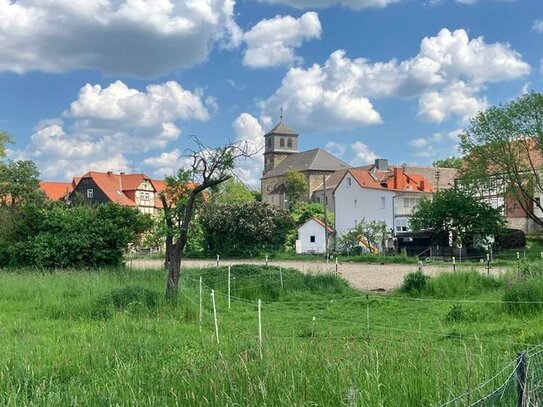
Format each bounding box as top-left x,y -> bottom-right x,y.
131,258 -> 508,292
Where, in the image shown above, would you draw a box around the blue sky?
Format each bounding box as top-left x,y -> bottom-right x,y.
0,0 -> 542,187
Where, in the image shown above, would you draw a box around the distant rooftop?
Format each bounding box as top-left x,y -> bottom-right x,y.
265,121 -> 298,136
262,148 -> 351,179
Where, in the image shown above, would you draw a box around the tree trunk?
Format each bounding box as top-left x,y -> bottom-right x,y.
165,247 -> 181,299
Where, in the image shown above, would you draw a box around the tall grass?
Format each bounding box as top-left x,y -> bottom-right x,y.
0,266 -> 537,406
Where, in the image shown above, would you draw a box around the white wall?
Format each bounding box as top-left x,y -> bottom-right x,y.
297,219 -> 327,253
334,175 -> 395,236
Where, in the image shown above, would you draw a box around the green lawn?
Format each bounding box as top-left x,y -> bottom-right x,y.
0,265 -> 540,406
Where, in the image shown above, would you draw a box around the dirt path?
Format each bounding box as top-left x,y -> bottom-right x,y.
132,258 -> 508,292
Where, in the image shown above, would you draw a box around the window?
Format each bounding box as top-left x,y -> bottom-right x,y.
87,189 -> 93,198
354,199 -> 357,208
310,235 -> 316,243
280,138 -> 285,147
267,137 -> 272,148
347,177 -> 352,187
536,197 -> 541,207
395,218 -> 409,233
324,196 -> 328,205
316,197 -> 320,203
354,219 -> 358,227
141,192 -> 151,201
287,138 -> 293,148
381,196 -> 386,209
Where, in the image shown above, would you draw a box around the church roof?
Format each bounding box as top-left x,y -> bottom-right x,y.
265,121 -> 298,136
262,148 -> 351,179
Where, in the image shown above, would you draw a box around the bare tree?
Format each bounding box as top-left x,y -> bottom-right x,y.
160,137 -> 255,299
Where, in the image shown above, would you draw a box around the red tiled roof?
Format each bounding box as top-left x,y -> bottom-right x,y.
40,182 -> 74,201
311,217 -> 335,234
341,167 -> 434,193
79,171 -> 138,206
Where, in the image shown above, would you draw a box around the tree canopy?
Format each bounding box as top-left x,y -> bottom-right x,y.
459,92 -> 543,228
284,170 -> 307,209
211,178 -> 255,204
432,156 -> 463,170
409,189 -> 505,247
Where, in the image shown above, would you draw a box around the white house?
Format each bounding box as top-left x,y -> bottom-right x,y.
296,217 -> 334,254
334,167 -> 435,237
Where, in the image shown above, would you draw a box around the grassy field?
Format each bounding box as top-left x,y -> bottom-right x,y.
0,264 -> 542,406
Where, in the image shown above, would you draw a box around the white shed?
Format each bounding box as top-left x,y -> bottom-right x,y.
296,217 -> 333,254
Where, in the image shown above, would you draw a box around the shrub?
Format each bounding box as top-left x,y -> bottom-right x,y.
444,303 -> 477,323
503,278 -> 543,314
400,271 -> 429,293
494,228 -> 526,249
424,271 -> 502,298
92,285 -> 159,318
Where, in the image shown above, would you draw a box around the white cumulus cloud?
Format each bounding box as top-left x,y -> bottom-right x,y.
258,0 -> 400,9
532,19 -> 543,33
242,12 -> 322,68
16,80 -> 213,179
0,0 -> 241,77
259,28 -> 529,131
232,113 -> 265,188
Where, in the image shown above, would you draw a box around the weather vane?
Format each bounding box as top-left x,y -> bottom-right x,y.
280,106 -> 284,122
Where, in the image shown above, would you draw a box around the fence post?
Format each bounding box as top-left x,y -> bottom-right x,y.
335,257 -> 339,276
517,351 -> 527,407
486,252 -> 491,276
279,266 -> 284,289
258,299 -> 263,360
265,255 -> 268,267
517,252 -> 520,273
452,256 -> 456,273
418,261 -> 423,273
211,289 -> 219,345
216,254 -> 220,268
228,265 -> 231,310
199,276 -> 203,328
366,294 -> 370,340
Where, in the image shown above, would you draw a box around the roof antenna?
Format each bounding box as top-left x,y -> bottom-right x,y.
280,105 -> 284,122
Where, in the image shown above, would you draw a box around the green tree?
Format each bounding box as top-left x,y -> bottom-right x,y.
0,131 -> 13,158
337,219 -> 388,255
0,202 -> 152,268
160,138 -> 255,298
459,92 -> 543,228
0,160 -> 44,206
410,189 -> 505,247
211,178 -> 255,204
290,201 -> 334,226
200,202 -> 294,256
284,170 -> 307,209
432,156 -> 463,169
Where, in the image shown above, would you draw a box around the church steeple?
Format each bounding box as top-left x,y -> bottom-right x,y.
263,117 -> 299,175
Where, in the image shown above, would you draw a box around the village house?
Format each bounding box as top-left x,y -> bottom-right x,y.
296,217 -> 334,254
40,171 -> 166,215
333,165 -> 436,237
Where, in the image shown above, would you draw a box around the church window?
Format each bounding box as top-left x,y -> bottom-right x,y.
280,138 -> 285,147
268,137 -> 272,148
287,138 -> 293,148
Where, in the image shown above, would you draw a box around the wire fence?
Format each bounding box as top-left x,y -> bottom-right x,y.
174,262 -> 543,406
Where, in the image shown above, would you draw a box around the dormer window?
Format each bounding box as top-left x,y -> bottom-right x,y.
287,138 -> 293,148
347,177 -> 352,187
280,138 -> 285,147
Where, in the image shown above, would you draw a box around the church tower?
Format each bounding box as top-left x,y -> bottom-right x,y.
262,120 -> 299,175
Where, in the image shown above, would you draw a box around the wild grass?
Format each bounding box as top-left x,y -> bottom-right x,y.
0,265 -> 540,406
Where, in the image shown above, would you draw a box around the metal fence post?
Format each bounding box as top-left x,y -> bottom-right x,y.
517,351 -> 527,407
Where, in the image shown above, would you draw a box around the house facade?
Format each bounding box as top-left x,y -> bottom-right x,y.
296,217 -> 334,254
334,166 -> 435,238
41,171 -> 166,215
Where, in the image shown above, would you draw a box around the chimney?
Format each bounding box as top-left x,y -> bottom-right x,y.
107,171 -> 112,177
374,158 -> 388,171
393,167 -> 405,190
120,172 -> 125,176
419,180 -> 425,191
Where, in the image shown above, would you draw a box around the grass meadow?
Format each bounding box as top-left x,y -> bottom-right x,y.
0,264 -> 542,406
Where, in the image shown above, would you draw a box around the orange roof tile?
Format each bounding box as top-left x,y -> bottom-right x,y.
311,217 -> 335,234
40,182 -> 73,201
339,168 -> 434,193
79,171 -> 136,206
